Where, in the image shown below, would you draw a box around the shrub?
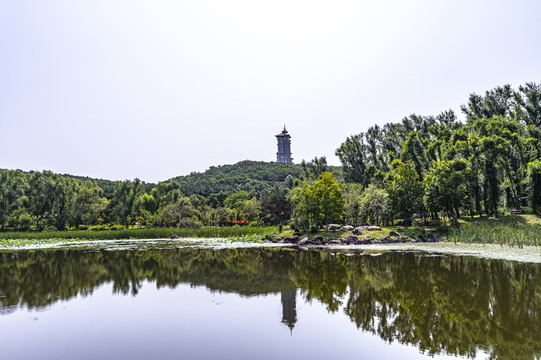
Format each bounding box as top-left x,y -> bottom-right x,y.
178,218 -> 203,228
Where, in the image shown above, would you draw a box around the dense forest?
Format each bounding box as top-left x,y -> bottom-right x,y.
0,160 -> 338,231
1,82 -> 540,232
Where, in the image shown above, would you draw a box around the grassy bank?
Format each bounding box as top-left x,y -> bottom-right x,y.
282,214 -> 541,247
0,226 -> 277,241
2,214 -> 540,247
448,214 -> 541,246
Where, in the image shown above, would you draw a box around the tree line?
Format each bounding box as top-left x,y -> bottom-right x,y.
0,161 -> 317,231
336,82 -> 541,226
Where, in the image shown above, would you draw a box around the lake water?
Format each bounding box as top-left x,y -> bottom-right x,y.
1,242 -> 540,359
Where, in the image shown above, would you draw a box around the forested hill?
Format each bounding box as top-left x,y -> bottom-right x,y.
168,160 -> 343,197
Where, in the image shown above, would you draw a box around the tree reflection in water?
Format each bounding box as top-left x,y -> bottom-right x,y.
1,248 -> 540,359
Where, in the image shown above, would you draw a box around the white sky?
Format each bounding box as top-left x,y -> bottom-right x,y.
1,0 -> 540,183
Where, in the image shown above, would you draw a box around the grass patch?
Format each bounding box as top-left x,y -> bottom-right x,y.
449,214 -> 541,246
0,226 -> 278,242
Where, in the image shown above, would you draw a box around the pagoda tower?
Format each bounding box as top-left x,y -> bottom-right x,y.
280,290 -> 297,333
276,126 -> 293,164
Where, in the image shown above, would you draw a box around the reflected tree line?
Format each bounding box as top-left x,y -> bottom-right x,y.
1,249 -> 540,359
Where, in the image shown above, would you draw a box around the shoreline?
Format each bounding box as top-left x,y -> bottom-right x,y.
1,237 -> 541,264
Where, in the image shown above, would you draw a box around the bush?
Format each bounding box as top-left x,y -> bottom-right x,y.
409,226 -> 426,240
434,225 -> 450,235
178,218 -> 203,228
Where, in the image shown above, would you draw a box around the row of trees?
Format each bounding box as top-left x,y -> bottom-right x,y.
336,82 -> 541,224
0,170 -> 106,231
0,168 -> 299,231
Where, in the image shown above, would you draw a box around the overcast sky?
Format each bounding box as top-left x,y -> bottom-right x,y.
1,0 -> 540,183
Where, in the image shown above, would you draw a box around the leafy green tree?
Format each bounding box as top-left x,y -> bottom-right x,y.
289,180 -> 319,230
313,172 -> 344,227
515,82 -> 541,127
527,160 -> 541,214
7,207 -> 33,231
387,161 -> 424,226
210,207 -> 235,226
448,128 -> 483,217
110,179 -> 145,228
476,132 -> 506,217
206,191 -> 228,208
69,180 -> 106,227
360,184 -> 390,226
400,131 -> 428,179
0,170 -> 28,229
26,171 -> 73,230
139,193 -> 157,214
224,191 -> 251,210
343,184 -> 363,226
259,185 -> 290,224
159,203 -> 182,227
240,198 -> 262,224
335,135 -> 368,186
461,84 -> 515,122
423,160 -> 468,226
301,156 -> 328,179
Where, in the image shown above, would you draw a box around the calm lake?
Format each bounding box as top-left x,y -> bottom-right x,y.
1,242 -> 540,359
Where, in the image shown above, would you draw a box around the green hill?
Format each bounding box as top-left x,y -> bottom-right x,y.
169,160 -> 343,196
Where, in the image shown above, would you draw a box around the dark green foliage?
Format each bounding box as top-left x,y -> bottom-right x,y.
109,179 -> 145,227
170,160 -> 342,197
0,170 -> 27,230
461,84 -> 515,122
301,156 -> 328,179
61,174 -> 124,199
387,161 -> 424,225
259,185 -> 290,224
335,135 -> 368,186
424,160 -> 468,225
516,82 -> 541,127
528,160 -> 541,214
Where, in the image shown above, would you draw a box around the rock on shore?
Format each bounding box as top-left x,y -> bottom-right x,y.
263,233 -> 444,246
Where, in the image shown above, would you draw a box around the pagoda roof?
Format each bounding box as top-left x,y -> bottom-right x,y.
276,125 -> 291,137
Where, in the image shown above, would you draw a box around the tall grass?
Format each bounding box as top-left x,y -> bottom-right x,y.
0,226 -> 277,241
448,221 -> 541,247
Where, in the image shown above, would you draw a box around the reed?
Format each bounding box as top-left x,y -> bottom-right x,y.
448,220 -> 541,247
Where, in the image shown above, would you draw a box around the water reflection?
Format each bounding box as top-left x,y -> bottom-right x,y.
1,248 -> 540,359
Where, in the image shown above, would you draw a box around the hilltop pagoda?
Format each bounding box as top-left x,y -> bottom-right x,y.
276,126 -> 293,164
